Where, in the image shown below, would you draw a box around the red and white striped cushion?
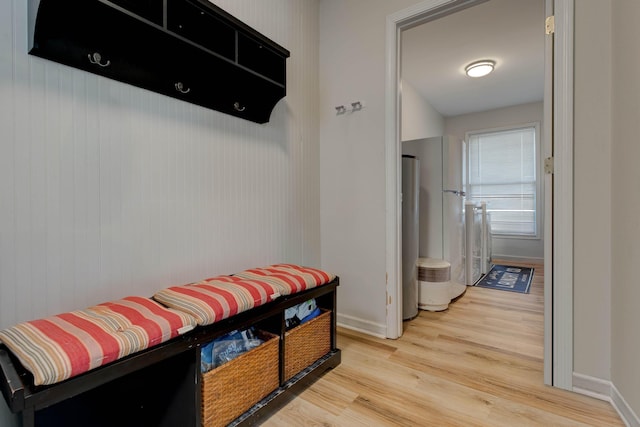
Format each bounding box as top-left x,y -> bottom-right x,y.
152,275 -> 282,326
233,264 -> 336,295
0,296 -> 197,386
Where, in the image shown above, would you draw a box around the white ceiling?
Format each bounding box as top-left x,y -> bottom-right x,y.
401,0 -> 546,118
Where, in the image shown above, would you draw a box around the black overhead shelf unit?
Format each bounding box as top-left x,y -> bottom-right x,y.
28,0 -> 290,123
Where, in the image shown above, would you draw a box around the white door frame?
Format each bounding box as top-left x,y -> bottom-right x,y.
384,0 -> 574,389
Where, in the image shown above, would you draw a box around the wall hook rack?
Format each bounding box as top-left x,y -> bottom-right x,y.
335,101 -> 364,115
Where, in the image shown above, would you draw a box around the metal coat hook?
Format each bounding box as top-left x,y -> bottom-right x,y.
88,52 -> 110,67
336,101 -> 364,115
174,82 -> 191,94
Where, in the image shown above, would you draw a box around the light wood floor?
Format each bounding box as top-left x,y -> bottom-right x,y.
262,261 -> 624,426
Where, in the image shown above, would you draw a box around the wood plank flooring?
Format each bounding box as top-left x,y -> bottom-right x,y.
262,261 -> 624,426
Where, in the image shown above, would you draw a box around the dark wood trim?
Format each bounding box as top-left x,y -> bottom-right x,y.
0,348 -> 25,412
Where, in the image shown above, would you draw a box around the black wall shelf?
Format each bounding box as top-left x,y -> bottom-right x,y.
28,0 -> 290,123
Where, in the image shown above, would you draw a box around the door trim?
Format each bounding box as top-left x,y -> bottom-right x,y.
384,0 -> 574,389
550,0 -> 574,390
543,0 -> 554,387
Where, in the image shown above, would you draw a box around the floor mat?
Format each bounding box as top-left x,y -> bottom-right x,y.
475,264 -> 533,294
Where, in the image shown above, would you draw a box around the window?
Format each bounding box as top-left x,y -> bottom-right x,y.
465,124 -> 540,237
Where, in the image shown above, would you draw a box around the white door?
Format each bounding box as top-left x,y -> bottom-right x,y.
388,4 -> 573,389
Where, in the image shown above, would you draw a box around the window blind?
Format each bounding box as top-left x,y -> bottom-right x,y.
467,126 -> 537,236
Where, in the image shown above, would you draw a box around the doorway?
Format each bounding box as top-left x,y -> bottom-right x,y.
384,0 -> 574,389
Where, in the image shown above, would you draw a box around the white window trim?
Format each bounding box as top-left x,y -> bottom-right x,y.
464,121 -> 542,240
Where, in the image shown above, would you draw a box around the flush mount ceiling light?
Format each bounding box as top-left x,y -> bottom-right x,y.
465,60 -> 495,78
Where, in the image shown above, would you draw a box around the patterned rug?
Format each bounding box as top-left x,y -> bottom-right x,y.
475,264 -> 533,294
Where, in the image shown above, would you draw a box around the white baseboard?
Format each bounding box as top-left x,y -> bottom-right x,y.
573,372 -> 640,427
491,255 -> 544,264
336,312 -> 387,339
612,383 -> 640,427
573,372 -> 613,401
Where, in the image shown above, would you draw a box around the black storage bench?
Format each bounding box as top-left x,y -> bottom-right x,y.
0,265 -> 340,427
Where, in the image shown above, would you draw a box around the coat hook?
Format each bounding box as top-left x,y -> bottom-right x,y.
351,101 -> 362,111
87,52 -> 111,67
335,105 -> 346,115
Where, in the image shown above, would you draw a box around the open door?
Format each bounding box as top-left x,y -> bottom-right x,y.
543,0 -> 554,386
386,0 -> 574,388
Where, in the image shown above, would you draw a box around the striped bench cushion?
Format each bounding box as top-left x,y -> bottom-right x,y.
0,296 -> 197,386
233,264 -> 336,295
152,275 -> 282,326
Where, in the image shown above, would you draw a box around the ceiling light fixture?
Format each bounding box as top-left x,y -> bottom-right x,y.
465,60 -> 495,78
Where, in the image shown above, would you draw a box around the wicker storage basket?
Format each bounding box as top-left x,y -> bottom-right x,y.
284,309 -> 331,381
201,330 -> 279,427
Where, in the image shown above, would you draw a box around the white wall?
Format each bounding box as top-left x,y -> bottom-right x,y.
611,0 -> 640,419
319,0 -> 425,336
572,0 -> 613,386
319,0 -> 634,419
401,80 -> 445,141
0,1 -> 320,424
445,102 -> 545,262
573,1 -> 640,419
